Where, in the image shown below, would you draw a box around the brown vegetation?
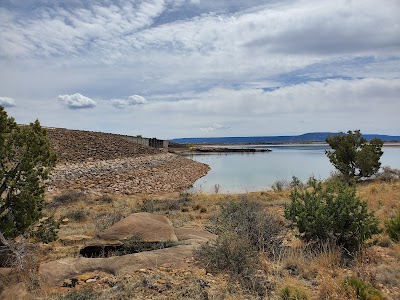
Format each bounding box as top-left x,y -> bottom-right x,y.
0,178 -> 399,299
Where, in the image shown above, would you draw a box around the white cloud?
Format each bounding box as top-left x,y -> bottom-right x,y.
128,95 -> 148,105
0,1 -> 399,137
200,123 -> 232,132
112,95 -> 148,109
0,96 -> 16,107
57,93 -> 96,109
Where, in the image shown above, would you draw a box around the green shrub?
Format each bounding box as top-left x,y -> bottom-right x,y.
385,210 -> 400,242
285,177 -> 380,254
290,176 -> 304,189
211,196 -> 285,255
280,285 -> 308,300
30,216 -> 59,243
343,277 -> 384,300
0,108 -> 56,238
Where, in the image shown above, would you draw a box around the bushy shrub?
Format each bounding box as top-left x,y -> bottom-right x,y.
94,211 -> 124,233
211,196 -> 285,255
376,166 -> 400,182
96,195 -> 113,203
285,178 -> 380,254
343,277 -> 384,300
290,176 -> 304,189
272,180 -> 288,192
64,210 -> 88,222
385,210 -> 400,242
49,190 -> 87,207
280,285 -> 308,300
195,232 -> 257,275
197,197 -> 280,297
195,232 -> 268,297
30,216 -> 59,243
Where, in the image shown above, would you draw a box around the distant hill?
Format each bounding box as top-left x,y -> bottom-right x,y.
171,132 -> 400,145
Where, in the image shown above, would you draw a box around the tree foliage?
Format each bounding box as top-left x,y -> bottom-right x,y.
325,130 -> 383,181
284,178 -> 380,254
0,106 -> 56,238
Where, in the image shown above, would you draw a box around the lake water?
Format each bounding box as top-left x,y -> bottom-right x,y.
183,145 -> 400,193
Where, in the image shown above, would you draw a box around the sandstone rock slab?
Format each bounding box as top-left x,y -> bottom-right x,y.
39,244 -> 195,287
98,212 -> 178,243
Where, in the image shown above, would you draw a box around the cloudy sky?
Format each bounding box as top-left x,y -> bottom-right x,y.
1,0 -> 399,139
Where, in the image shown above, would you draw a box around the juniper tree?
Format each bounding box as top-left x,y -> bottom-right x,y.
0,106 -> 56,238
325,130 -> 383,182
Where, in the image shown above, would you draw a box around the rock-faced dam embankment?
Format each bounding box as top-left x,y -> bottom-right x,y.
46,129 -> 210,195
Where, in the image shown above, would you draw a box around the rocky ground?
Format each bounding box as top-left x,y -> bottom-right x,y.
1,181 -> 400,299
1,129 -> 398,299
46,128 -> 210,195
47,128 -> 160,163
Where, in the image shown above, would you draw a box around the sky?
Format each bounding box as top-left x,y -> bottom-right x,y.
0,0 -> 399,139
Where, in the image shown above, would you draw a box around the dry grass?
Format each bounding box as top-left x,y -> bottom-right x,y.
3,179 -> 399,299
358,180 -> 400,223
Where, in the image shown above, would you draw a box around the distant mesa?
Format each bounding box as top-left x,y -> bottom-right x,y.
172,132 -> 400,145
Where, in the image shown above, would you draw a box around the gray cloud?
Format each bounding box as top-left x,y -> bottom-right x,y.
0,0 -> 399,138
245,1 -> 400,56
0,96 -> 16,107
57,93 -> 96,109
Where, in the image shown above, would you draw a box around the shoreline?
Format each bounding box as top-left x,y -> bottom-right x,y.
191,147 -> 271,153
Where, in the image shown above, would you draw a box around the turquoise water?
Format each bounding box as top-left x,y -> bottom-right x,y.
184,145 -> 400,193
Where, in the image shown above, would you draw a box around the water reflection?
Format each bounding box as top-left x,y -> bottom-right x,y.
183,145 -> 400,194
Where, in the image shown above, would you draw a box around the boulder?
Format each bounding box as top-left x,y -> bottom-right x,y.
98,212 -> 178,243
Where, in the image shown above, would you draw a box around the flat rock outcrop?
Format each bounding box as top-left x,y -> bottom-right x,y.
39,214 -> 217,288
39,245 -> 195,287
98,212 -> 178,242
